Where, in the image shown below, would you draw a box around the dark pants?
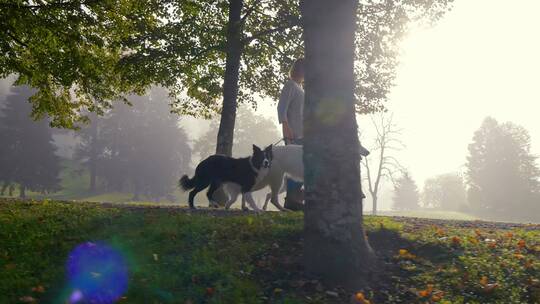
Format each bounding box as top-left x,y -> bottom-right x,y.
284,138 -> 303,210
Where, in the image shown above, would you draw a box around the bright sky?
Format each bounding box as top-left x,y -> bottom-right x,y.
257,0 -> 540,210
383,0 -> 540,186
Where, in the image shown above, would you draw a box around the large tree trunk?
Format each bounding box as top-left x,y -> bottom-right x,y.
89,114 -> 98,192
301,0 -> 375,288
215,0 -> 244,156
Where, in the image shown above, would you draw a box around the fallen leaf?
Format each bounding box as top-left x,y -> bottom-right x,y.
474,229 -> 483,238
5,263 -> 16,270
206,287 -> 215,296
350,292 -> 371,304
479,276 -> 488,287
451,236 -> 461,245
517,239 -> 526,249
435,227 -> 446,237
514,253 -> 525,260
468,236 -> 479,245
482,283 -> 499,293
417,284 -> 434,298
31,285 -> 45,293
19,296 -> 36,303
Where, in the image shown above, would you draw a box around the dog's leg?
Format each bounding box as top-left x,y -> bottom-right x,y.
206,181 -> 221,208
269,177 -> 287,211
244,192 -> 262,213
241,194 -> 249,211
188,185 -> 206,209
225,186 -> 240,210
262,192 -> 272,210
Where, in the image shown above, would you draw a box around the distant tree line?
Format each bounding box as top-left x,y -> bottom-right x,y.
0,86 -> 192,201
74,88 -> 192,201
391,117 -> 540,222
0,86 -> 61,198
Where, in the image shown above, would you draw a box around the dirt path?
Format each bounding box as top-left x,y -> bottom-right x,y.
3,198 -> 539,229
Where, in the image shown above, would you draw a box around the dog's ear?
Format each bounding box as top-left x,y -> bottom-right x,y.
264,145 -> 273,157
252,144 -> 261,154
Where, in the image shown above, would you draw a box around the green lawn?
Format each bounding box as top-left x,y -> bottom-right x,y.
1,199 -> 538,303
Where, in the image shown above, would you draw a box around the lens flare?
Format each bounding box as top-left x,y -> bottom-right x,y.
65,241 -> 128,304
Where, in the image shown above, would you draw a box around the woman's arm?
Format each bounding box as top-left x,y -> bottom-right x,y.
277,82 -> 294,139
282,121 -> 294,140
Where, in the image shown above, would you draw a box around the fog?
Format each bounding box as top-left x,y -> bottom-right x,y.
1,0 -> 539,221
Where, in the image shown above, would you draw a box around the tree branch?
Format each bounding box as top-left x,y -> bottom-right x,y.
240,0 -> 263,24
242,20 -> 299,43
6,31 -> 28,47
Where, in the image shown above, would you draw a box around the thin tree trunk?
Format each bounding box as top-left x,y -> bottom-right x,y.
19,184 -> 26,198
301,0 -> 375,288
372,194 -> 378,216
89,114 -> 98,192
215,0 -> 244,156
0,182 -> 7,196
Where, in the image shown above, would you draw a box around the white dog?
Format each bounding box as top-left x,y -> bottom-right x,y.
241,145 -> 303,211
218,143 -> 370,212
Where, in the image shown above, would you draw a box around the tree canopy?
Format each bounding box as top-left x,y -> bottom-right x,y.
0,1 -> 162,128
1,0 -> 453,129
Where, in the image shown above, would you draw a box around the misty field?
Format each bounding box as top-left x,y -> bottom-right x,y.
1,199 -> 538,304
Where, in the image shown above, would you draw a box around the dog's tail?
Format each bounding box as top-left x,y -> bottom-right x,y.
179,175 -> 195,191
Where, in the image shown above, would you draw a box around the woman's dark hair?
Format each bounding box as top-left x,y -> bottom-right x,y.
289,57 -> 305,80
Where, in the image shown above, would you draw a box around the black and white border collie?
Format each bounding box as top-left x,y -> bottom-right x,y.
179,144 -> 273,210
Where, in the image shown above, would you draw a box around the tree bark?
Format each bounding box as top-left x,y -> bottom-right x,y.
215,0 -> 244,156
372,194 -> 378,216
301,0 -> 375,288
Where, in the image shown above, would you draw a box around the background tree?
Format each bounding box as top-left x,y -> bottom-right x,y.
121,0 -> 302,156
192,106 -> 281,160
74,112 -> 104,192
422,172 -> 467,210
301,0 -> 375,288
466,117 -> 540,221
95,88 -> 192,200
361,113 -> 404,215
0,86 -> 61,198
392,172 -> 420,211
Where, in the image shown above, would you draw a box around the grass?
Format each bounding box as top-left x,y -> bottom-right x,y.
1,199 -> 538,303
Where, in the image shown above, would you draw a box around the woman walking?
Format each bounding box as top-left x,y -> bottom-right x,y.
277,58 -> 304,210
